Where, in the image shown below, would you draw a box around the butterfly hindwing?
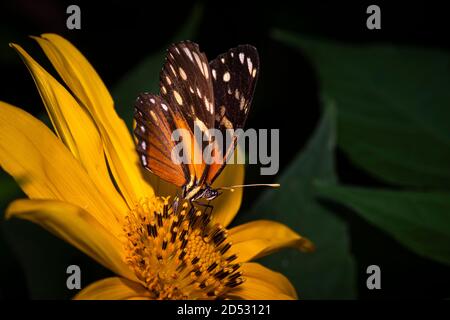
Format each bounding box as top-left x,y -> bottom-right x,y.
206,45 -> 260,184
134,93 -> 190,187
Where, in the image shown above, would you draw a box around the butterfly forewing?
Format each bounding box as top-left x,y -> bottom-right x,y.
159,41 -> 220,184
210,45 -> 259,130
160,41 -> 215,130
206,45 -> 260,183
134,93 -> 190,187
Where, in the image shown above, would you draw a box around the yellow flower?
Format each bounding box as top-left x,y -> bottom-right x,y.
0,34 -> 314,300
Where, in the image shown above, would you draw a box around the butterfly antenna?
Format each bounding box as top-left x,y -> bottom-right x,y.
219,183 -> 280,192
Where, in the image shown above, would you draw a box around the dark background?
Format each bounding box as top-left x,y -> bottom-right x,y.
0,0 -> 449,299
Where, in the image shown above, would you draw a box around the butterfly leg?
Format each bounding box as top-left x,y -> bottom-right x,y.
191,200 -> 214,217
205,200 -> 214,216
172,185 -> 188,213
172,196 -> 179,214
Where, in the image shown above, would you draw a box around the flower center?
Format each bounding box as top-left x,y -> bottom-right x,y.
123,197 -> 243,300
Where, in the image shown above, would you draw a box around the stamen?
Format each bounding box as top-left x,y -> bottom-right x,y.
124,197 -> 243,299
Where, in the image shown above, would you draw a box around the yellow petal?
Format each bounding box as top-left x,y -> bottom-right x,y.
243,262 -> 297,298
34,34 -> 154,207
0,102 -> 121,234
210,163 -> 244,227
6,199 -> 135,281
74,277 -> 149,300
10,43 -> 128,222
228,263 -> 296,300
228,220 -> 315,263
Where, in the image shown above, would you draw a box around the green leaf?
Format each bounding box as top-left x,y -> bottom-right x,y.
272,29 -> 450,188
236,101 -> 357,299
113,3 -> 203,129
315,183 -> 450,266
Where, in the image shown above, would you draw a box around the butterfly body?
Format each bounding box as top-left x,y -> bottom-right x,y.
134,41 -> 259,203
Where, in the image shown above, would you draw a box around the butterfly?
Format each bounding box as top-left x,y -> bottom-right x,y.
134,41 -> 261,204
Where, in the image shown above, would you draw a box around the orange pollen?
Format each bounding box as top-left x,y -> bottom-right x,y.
123,197 -> 244,300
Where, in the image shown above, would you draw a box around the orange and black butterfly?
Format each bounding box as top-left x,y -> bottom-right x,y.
134,41 -> 259,203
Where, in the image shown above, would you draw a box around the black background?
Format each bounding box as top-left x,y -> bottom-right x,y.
0,0 -> 449,299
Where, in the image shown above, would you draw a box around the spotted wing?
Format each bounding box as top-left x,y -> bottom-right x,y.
159,41 -> 215,130
206,45 -> 260,184
159,41 -> 218,183
134,93 -> 190,187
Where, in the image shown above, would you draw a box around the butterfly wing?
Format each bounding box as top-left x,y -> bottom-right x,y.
134,43 -> 259,190
206,45 -> 260,184
159,41 -> 216,184
134,93 -> 190,187
160,41 -> 216,128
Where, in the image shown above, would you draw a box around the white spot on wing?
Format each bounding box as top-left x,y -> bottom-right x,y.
239,53 -> 245,64
140,125 -> 145,133
192,52 -> 204,75
223,72 -> 231,82
252,68 -> 257,78
150,110 -> 158,122
141,155 -> 147,166
161,103 -> 168,111
169,64 -> 176,75
247,57 -> 253,74
212,69 -> 217,80
196,87 -> 202,98
179,67 -> 187,80
173,90 -> 183,105
202,61 -> 209,79
204,96 -> 210,112
141,141 -> 147,150
183,47 -> 193,61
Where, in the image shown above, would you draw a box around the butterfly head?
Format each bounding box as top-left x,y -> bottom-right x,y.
190,185 -> 220,202
202,187 -> 220,201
